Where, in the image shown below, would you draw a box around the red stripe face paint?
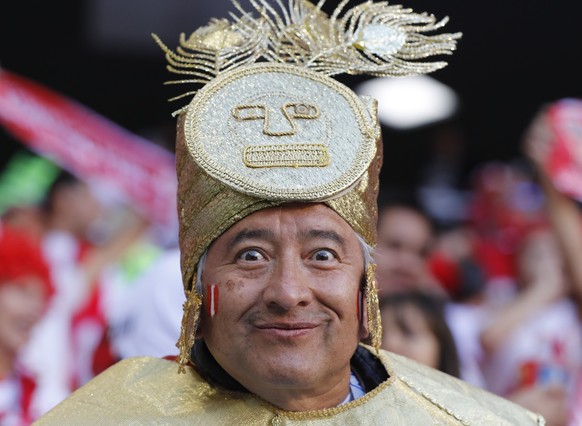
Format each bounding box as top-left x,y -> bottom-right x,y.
206,284 -> 219,318
356,289 -> 362,322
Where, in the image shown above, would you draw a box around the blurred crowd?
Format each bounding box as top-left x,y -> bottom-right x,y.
2,108 -> 582,426
374,109 -> 582,426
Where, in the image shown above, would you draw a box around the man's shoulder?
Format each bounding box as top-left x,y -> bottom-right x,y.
34,353 -> 545,425
376,348 -> 545,425
33,357 -> 270,425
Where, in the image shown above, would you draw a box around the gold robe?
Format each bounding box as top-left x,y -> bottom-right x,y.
34,347 -> 544,425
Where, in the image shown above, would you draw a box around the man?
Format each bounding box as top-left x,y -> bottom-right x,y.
374,202 -> 440,296
521,101 -> 582,425
0,222 -> 53,424
36,0 -> 542,424
19,171 -> 148,414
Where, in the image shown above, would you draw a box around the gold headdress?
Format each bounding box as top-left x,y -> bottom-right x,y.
154,0 -> 460,370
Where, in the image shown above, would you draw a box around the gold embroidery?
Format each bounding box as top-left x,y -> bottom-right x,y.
153,0 -> 461,111
184,63 -> 377,201
232,104 -> 266,120
365,263 -> 382,353
233,102 -> 320,137
176,285 -> 202,372
243,143 -> 330,168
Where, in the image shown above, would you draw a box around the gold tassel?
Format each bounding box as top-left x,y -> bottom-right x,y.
176,284 -> 202,373
365,263 -> 382,353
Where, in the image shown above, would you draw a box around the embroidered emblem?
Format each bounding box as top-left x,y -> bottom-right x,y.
243,143 -> 330,168
233,102 -> 320,136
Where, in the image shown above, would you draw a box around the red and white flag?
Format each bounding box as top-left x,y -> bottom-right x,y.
0,69 -> 177,225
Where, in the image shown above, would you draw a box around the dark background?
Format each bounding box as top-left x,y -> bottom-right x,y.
2,0 -> 582,190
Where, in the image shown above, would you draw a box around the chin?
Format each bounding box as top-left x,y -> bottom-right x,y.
4,339 -> 27,357
260,366 -> 317,389
241,356 -> 319,389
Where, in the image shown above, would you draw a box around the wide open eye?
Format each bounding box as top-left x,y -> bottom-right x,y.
312,249 -> 337,262
238,249 -> 265,262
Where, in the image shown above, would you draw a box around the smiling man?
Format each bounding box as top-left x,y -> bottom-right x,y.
197,204 -> 370,412
37,1 -> 543,424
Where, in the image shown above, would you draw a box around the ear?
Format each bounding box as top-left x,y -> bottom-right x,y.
195,321 -> 205,340
195,299 -> 206,340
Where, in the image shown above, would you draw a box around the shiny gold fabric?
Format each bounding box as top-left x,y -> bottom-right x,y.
34,347 -> 544,425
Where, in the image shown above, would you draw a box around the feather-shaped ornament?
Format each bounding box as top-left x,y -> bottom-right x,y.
155,0 -> 461,109
152,16 -> 269,114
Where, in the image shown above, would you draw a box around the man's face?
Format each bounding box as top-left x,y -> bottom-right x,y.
380,303 -> 439,370
53,182 -> 102,236
0,277 -> 46,356
374,207 -> 433,295
200,203 -> 365,404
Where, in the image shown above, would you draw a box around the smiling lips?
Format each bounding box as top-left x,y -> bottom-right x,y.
254,322 -> 318,338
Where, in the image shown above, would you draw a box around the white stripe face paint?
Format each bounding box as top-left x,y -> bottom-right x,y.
210,284 -> 217,318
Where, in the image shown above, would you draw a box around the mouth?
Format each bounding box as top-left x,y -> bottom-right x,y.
253,322 -> 318,338
13,319 -> 35,335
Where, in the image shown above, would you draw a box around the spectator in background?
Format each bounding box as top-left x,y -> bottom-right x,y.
109,248 -> 183,359
375,198 -> 487,387
1,206 -> 45,243
467,161 -> 545,306
523,104 -> 582,425
430,224 -> 489,388
479,227 -> 581,426
21,170 -> 148,413
380,292 -> 460,378
374,201 -> 441,297
21,171 -> 106,412
0,223 -> 52,425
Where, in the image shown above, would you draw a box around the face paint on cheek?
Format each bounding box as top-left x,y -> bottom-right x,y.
206,284 -> 219,318
356,288 -> 362,322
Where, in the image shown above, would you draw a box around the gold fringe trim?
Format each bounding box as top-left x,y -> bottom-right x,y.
176,282 -> 202,373
366,263 -> 382,353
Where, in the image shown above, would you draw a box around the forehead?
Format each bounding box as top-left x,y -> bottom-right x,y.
0,278 -> 45,296
214,203 -> 359,245
379,208 -> 431,237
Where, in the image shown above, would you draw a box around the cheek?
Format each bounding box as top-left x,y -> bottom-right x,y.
0,308 -> 10,333
316,274 -> 359,315
418,337 -> 440,369
0,291 -> 21,320
204,278 -> 257,322
380,318 -> 398,345
423,334 -> 440,356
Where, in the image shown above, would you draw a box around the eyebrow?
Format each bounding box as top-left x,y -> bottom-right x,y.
228,229 -> 275,248
299,229 -> 346,248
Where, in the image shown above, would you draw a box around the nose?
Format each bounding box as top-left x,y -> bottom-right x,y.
27,287 -> 47,318
397,250 -> 423,273
263,106 -> 296,136
262,257 -> 312,312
